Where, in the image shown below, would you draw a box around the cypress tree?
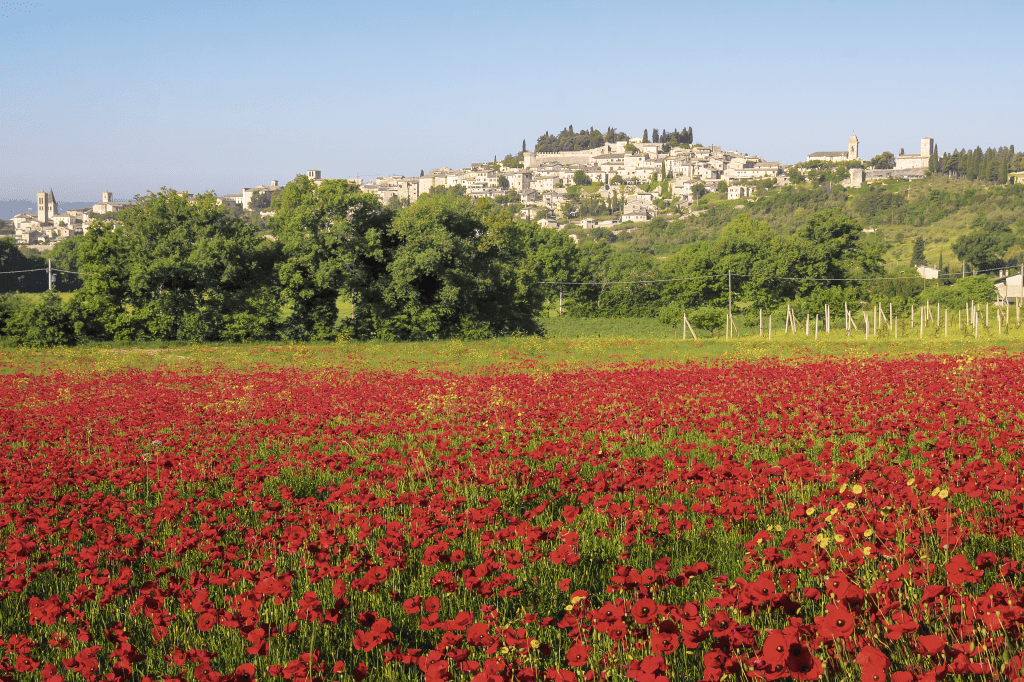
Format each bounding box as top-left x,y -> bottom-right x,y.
643,129 -> 649,143
652,128 -> 660,143
911,236 -> 925,265
522,139 -> 526,152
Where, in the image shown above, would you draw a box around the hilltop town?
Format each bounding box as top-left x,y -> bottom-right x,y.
5,129 -> 948,249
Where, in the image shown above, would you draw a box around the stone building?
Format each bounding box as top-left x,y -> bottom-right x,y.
895,138 -> 933,171
806,133 -> 860,163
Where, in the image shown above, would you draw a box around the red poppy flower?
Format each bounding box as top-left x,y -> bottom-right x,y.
820,604 -> 855,639
651,632 -> 679,655
856,645 -> 889,682
631,598 -> 658,624
566,644 -> 591,667
196,612 -> 217,632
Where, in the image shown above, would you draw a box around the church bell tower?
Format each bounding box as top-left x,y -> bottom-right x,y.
848,133 -> 859,161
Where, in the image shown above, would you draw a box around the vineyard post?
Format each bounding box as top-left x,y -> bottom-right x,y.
936,302 -> 940,329
805,314 -> 809,336
911,304 -> 914,329
768,314 -> 772,341
920,306 -> 924,338
682,315 -> 687,340
815,314 -> 819,340
986,303 -> 989,328
686,315 -> 697,339
889,302 -> 893,330
845,301 -> 849,332
975,308 -> 979,339
864,312 -> 869,341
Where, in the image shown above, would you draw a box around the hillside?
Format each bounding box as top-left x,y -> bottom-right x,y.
573,176 -> 1024,272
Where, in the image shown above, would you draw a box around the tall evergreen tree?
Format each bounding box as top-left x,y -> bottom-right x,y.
642,129 -> 649,143
652,128 -> 659,143
911,236 -> 926,265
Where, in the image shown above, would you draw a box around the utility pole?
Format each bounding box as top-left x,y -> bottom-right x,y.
728,270 -> 732,317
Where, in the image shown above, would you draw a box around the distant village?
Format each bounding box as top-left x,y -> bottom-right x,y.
7,133 -> 942,249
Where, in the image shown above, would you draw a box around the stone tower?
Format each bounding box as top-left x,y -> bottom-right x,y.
920,137 -> 934,157
848,133 -> 859,160
36,189 -> 57,223
102,191 -> 113,203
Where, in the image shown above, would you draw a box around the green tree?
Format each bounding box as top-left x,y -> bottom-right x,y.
248,190 -> 273,211
72,190 -> 282,342
573,170 -> 591,186
642,129 -> 649,143
792,209 -> 880,285
911,236 -> 926,264
352,194 -> 543,340
498,175 -> 510,189
788,168 -> 805,184
3,290 -> 75,346
951,222 -> 1015,271
269,176 -> 392,340
718,180 -> 729,195
656,300 -> 687,335
869,152 -> 895,169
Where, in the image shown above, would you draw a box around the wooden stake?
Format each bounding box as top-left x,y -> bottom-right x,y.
805,314 -> 809,336
768,314 -> 772,341
815,314 -> 819,339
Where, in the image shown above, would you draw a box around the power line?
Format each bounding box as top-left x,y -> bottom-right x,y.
541,265 -> 1014,286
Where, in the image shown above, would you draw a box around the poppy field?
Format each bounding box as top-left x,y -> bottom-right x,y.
2,350 -> 1024,681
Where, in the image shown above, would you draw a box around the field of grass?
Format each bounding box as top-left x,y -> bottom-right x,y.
1,313 -> 1021,377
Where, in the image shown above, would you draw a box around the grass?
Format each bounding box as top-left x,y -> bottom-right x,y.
0,314 -> 1020,376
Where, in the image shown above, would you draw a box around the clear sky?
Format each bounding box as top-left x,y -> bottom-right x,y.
1,0 -> 1021,202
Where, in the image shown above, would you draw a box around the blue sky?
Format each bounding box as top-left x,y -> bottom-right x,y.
1,0 -> 1021,201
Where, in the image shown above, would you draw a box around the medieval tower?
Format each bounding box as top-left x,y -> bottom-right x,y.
848,133 -> 860,161
36,189 -> 57,224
